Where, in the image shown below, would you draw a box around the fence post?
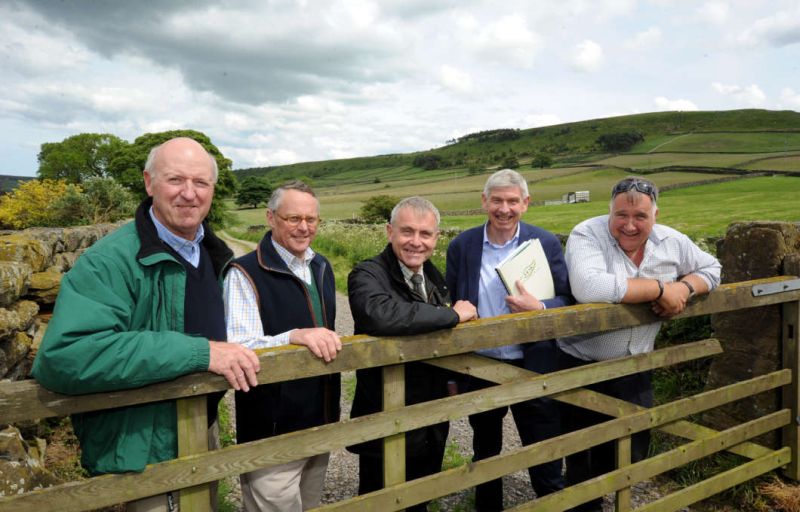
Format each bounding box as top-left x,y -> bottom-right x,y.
783,299 -> 800,480
383,364 -> 407,509
615,437 -> 632,511
177,395 -> 211,511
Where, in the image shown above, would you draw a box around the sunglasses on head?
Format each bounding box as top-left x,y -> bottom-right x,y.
611,179 -> 658,201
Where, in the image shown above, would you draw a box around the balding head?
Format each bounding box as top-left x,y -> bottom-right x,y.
145,137 -> 218,183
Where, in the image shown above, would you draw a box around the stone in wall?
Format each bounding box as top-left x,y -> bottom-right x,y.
0,425 -> 59,497
704,221 -> 800,446
0,261 -> 31,307
0,301 -> 38,340
0,234 -> 53,273
25,267 -> 62,305
0,331 -> 32,377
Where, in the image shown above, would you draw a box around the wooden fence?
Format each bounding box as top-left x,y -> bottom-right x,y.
1,276 -> 799,511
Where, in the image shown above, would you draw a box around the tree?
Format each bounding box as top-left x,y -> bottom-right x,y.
412,154 -> 444,170
235,177 -> 273,209
37,133 -> 128,183
501,156 -> 520,169
107,129 -> 235,228
360,195 -> 399,223
596,132 -> 645,152
531,153 -> 553,168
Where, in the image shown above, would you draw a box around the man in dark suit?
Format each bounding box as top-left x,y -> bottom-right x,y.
348,196 -> 477,511
446,169 -> 572,511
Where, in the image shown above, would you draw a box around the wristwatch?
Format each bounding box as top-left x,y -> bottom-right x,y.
680,280 -> 696,300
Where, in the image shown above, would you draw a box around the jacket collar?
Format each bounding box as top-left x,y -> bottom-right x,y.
134,197 -> 233,275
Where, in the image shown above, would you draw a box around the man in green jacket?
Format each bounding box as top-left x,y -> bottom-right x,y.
32,137 -> 260,511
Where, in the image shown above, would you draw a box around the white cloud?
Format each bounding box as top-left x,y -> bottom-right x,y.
780,88 -> 800,108
624,27 -> 662,49
654,97 -> 699,111
438,65 -> 473,94
696,1 -> 730,25
712,82 -> 766,106
737,10 -> 800,47
570,40 -> 604,73
523,114 -> 562,128
470,14 -> 542,67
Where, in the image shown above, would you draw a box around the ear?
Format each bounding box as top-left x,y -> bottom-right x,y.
143,171 -> 154,197
385,222 -> 393,240
481,193 -> 488,211
266,209 -> 276,229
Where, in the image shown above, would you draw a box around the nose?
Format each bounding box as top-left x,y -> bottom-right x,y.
179,181 -> 197,199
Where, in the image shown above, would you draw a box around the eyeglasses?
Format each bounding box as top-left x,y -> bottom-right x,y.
611,179 -> 658,201
275,213 -> 322,227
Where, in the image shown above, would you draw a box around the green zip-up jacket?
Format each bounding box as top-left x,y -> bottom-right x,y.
32,198 -> 233,475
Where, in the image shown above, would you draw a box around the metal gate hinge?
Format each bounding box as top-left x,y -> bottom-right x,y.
752,278 -> 800,297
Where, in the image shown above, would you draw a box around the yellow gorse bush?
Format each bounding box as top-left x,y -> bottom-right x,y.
0,179 -> 82,229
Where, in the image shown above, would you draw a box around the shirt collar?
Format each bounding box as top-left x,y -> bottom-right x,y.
271,238 -> 316,267
398,261 -> 423,281
149,207 -> 204,251
482,222 -> 521,248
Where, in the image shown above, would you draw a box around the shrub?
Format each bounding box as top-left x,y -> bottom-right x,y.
531,153 -> 553,168
0,179 -> 80,228
596,132 -> 645,152
360,194 -> 399,223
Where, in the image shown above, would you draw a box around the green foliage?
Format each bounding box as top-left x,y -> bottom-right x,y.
359,194 -> 399,223
452,128 -> 521,144
501,156 -> 520,169
596,131 -> 645,152
531,153 -> 553,168
235,176 -> 273,209
53,177 -> 136,224
37,133 -> 128,183
413,154 -> 445,170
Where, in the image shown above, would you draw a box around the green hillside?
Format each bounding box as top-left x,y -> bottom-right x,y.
234,109 -> 800,187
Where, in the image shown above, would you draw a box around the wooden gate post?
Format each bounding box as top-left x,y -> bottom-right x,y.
782,299 -> 800,480
383,364 -> 407,509
615,436 -> 632,511
177,395 -> 211,510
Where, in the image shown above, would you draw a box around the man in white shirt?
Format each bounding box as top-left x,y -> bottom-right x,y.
558,176 -> 721,512
224,181 -> 341,512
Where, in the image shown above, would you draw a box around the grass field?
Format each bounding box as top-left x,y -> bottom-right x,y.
739,154 -> 800,171
595,152 -> 797,169
640,132 -> 800,153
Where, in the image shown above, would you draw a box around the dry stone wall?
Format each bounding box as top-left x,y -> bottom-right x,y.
0,223 -> 121,381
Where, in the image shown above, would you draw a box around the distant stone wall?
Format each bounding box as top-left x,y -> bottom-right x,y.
0,223 -> 121,381
704,221 -> 800,446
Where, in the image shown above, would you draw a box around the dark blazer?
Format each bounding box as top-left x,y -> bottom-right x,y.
347,244 -> 458,455
446,221 -> 572,313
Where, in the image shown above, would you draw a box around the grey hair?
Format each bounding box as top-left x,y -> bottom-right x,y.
390,196 -> 440,227
483,168 -> 529,198
267,180 -> 319,211
144,140 -> 219,182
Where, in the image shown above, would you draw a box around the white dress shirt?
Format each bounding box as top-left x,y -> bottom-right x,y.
557,214 -> 721,361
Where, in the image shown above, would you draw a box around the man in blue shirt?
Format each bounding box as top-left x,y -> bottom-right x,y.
446,169 -> 572,511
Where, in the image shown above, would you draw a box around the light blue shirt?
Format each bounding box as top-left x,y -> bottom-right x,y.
477,223 -> 524,360
149,207 -> 204,267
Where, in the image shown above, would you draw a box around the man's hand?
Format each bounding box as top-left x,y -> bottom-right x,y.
208,341 -> 261,392
289,328 -> 342,362
453,300 -> 477,323
505,281 -> 545,313
651,281 -> 689,317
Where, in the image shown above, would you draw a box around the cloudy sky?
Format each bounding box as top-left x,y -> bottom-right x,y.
2,0 -> 799,177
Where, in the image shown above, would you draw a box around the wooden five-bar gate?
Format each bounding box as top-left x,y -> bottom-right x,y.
1,276 -> 799,511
